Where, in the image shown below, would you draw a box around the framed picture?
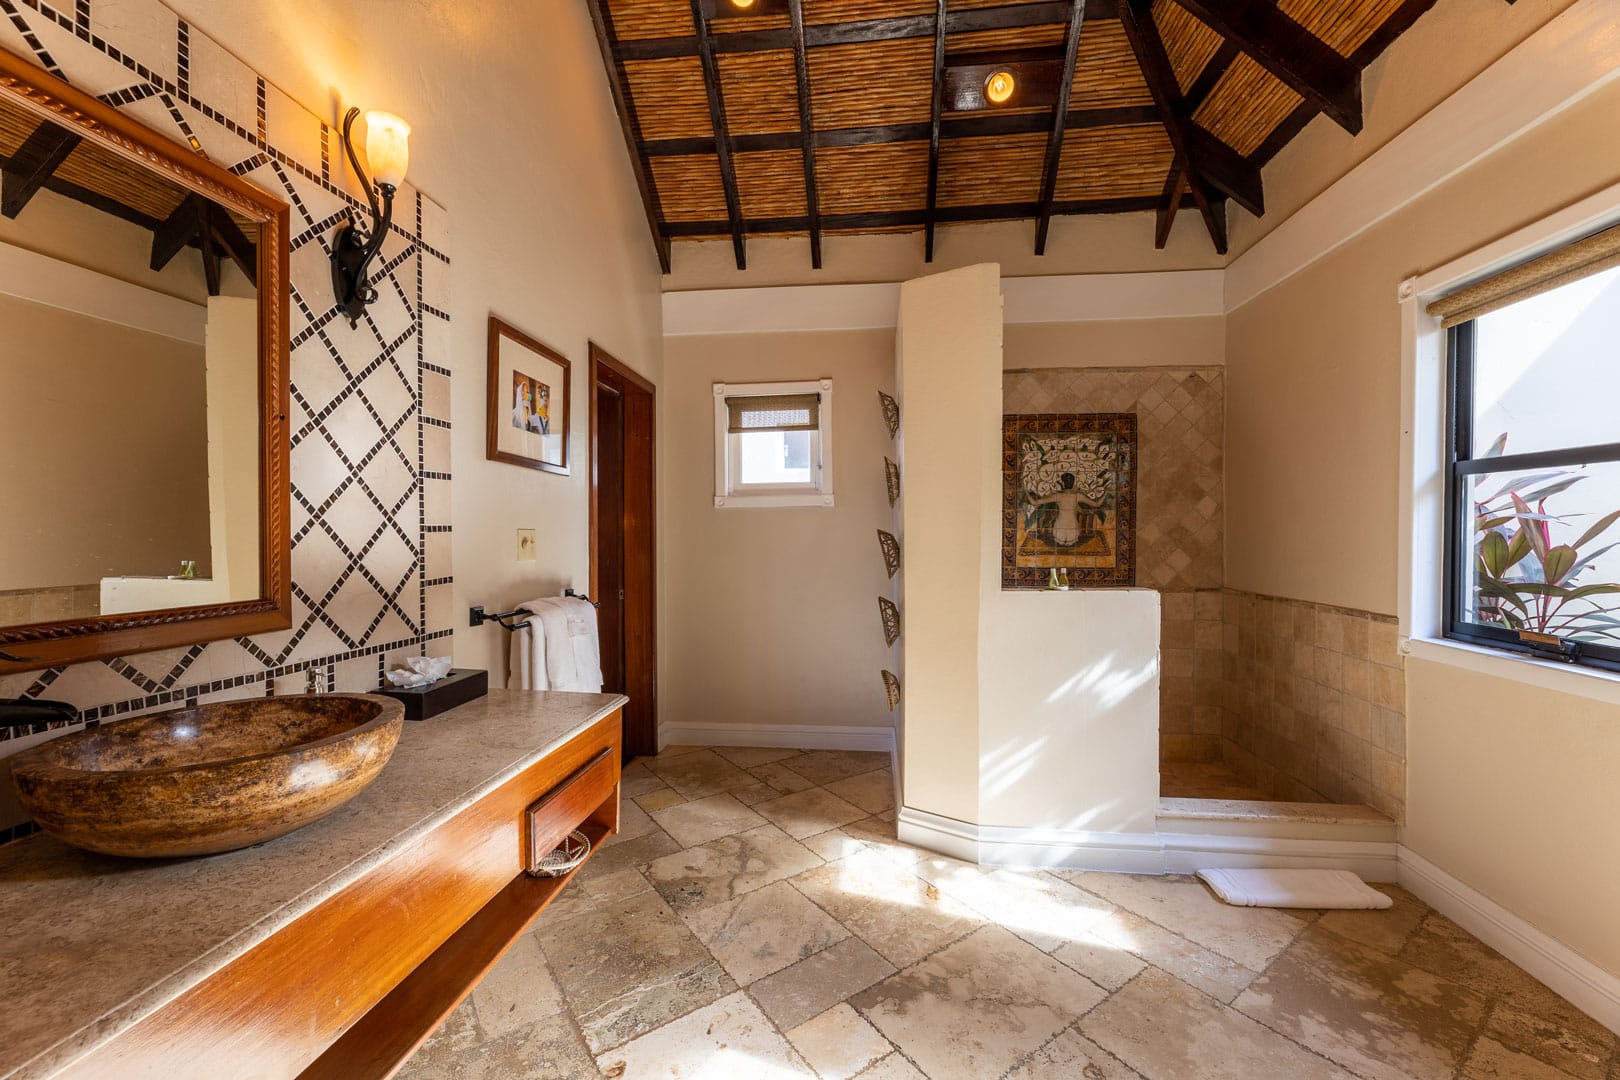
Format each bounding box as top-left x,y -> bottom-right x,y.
1002,413 -> 1137,588
487,316 -> 570,474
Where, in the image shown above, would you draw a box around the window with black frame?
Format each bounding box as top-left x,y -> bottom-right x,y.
1435,226 -> 1620,673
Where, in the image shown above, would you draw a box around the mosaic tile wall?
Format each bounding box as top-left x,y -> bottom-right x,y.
1217,589 -> 1408,820
1004,367 -> 1225,762
0,0 -> 454,843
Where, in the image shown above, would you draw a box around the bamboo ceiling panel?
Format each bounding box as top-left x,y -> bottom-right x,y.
1194,55 -> 1304,157
592,0 -> 1452,264
817,141 -> 929,216
1153,1 -> 1225,95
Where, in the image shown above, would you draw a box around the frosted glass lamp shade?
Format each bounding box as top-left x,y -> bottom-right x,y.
364,110 -> 410,189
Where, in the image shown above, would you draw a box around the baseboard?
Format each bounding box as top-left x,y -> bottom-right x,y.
1398,848 -> 1620,1034
656,722 -> 896,754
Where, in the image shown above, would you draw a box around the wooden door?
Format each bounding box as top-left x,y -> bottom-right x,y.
589,344 -> 657,759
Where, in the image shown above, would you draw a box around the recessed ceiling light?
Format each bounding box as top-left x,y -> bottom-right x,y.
985,69 -> 1016,106
730,0 -> 757,8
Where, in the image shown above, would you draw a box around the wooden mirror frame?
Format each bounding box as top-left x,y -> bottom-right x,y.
0,49 -> 291,674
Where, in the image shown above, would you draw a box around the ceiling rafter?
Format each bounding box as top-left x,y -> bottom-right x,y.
1168,0 -> 1364,134
616,1 -> 1119,61
786,0 -> 823,269
1119,0 -> 1232,253
1154,159 -> 1186,248
1,122 -> 80,219
690,0 -> 747,270
660,193 -> 1197,237
1033,0 -> 1088,255
585,0 -> 672,273
924,0 -> 947,263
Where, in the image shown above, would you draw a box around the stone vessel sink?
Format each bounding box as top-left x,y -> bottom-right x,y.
9,694 -> 404,858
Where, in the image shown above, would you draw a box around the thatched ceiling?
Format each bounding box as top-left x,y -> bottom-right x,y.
588,0 -> 1450,272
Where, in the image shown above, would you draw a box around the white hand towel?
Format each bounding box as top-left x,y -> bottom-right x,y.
507,596 -> 603,693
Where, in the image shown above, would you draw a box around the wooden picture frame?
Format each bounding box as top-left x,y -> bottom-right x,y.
0,48 -> 291,674
487,316 -> 571,475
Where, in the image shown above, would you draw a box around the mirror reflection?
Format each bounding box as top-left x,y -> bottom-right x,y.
0,93 -> 262,627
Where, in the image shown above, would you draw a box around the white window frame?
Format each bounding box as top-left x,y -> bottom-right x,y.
714,379 -> 834,509
1399,178 -> 1620,707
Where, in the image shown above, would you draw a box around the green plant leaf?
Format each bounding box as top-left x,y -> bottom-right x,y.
1485,471 -> 1572,502
1482,433 -> 1509,458
1479,530 -> 1511,577
1564,582 -> 1620,601
1512,494 -> 1549,562
1520,477 -> 1585,503
1566,543 -> 1620,580
1476,578 -> 1529,611
1544,545 -> 1578,585
1574,509 -> 1620,550
1506,529 -> 1532,568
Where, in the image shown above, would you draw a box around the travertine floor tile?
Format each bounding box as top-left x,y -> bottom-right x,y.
1235,925 -> 1488,1080
535,888 -> 733,1053
594,991 -> 809,1079
1083,970 -> 1357,1080
647,823 -> 823,913
652,792 -> 767,848
683,879 -> 850,985
853,926 -> 1108,1080
824,769 -> 895,814
786,1003 -> 894,1080
792,848 -> 983,968
749,760 -> 819,794
715,746 -> 805,768
401,746 -> 1603,1080
1006,1027 -> 1145,1080
748,935 -> 896,1030
754,787 -> 869,840
781,749 -> 891,786
1065,871 -> 1307,970
646,749 -> 758,799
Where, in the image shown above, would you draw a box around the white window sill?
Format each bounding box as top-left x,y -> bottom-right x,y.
1404,635 -> 1620,707
714,492 -> 835,509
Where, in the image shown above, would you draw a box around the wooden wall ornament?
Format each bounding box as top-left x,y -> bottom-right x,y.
877,596 -> 901,647
877,530 -> 901,579
878,392 -> 900,439
881,670 -> 901,711
884,458 -> 901,506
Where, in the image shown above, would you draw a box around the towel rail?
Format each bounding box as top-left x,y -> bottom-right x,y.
468,591 -> 600,634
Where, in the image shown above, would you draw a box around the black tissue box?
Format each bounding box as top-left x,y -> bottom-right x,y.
376,668 -> 488,721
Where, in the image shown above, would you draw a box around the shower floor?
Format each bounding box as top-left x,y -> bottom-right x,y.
1160,760 -> 1271,801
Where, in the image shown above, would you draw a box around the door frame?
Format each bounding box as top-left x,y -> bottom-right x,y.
588,342 -> 657,758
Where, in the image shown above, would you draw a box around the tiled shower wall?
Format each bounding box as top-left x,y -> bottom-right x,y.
1003,367 -> 1226,762
1217,589 -> 1408,820
0,0 -> 454,841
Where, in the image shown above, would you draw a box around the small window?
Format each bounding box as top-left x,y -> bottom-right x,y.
1437,230 -> 1620,672
714,380 -> 833,508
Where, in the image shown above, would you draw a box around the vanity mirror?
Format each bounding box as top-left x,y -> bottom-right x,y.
0,49 -> 290,673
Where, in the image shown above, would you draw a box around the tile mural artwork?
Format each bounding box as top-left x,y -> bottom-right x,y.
1003,414 -> 1137,588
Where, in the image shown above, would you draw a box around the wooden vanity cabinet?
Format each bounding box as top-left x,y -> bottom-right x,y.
57,709 -> 622,1080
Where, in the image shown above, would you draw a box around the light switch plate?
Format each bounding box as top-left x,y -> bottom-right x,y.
516,529 -> 537,561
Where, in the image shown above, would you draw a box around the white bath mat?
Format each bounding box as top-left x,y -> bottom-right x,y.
1197,868 -> 1393,910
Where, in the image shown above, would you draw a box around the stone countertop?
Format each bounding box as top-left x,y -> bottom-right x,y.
0,688 -> 626,1079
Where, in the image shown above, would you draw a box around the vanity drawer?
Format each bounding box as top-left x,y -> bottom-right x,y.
524,745 -> 617,874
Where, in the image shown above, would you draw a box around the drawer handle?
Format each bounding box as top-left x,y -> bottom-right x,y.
524,747 -> 615,875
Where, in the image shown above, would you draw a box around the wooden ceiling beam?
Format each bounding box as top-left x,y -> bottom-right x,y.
617,1 -> 1118,60
643,105 -> 1160,157
690,0 -> 748,270
1033,0 -> 1088,255
924,0 -> 946,262
786,0 -> 822,269
208,207 -> 258,285
1154,159 -> 1185,248
1169,0 -> 1363,134
659,192 -> 1198,236
1119,0 -> 1232,253
586,0 -> 673,274
150,194 -> 203,273
1,122 -> 80,219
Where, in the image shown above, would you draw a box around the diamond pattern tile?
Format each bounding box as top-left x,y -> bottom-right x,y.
0,0 -> 454,755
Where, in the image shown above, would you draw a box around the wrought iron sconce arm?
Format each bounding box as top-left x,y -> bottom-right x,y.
331,107 -> 397,329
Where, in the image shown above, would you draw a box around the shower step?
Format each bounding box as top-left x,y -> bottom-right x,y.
1157,797 -> 1397,843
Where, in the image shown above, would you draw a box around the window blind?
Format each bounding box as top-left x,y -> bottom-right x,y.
1427,221 -> 1620,328
726,393 -> 820,434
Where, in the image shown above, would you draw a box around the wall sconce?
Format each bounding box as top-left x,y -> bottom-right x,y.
331,107 -> 410,328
